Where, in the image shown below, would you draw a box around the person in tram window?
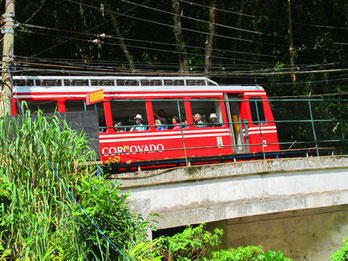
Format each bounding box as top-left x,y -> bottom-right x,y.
114,121 -> 124,132
181,118 -> 188,128
171,116 -> 181,130
155,119 -> 166,130
154,109 -> 167,124
209,113 -> 222,127
194,113 -> 205,128
130,114 -> 146,131
99,119 -> 107,133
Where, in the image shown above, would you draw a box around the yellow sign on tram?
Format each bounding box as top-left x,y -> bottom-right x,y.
86,89 -> 104,105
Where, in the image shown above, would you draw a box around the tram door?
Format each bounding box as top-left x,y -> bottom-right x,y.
225,94 -> 246,153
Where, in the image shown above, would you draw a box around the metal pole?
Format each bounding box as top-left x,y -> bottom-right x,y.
254,100 -> 266,159
244,119 -> 250,153
177,100 -> 189,166
341,121 -> 346,155
0,0 -> 15,116
308,100 -> 319,156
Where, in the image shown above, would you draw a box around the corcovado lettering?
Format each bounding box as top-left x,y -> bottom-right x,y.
102,144 -> 165,154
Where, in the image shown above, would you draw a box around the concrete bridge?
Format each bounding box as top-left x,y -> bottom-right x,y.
113,156 -> 348,260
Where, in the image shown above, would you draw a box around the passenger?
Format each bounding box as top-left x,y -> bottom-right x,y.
155,119 -> 166,130
130,114 -> 146,131
181,118 -> 188,128
171,116 -> 181,130
99,119 -> 107,133
154,109 -> 167,124
114,121 -> 124,132
209,113 -> 222,127
194,113 -> 204,128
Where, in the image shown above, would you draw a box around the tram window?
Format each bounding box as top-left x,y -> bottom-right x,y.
186,80 -> 205,86
152,100 -> 186,129
190,99 -> 223,127
65,100 -> 95,112
62,79 -> 88,86
116,79 -> 139,86
65,100 -> 106,129
24,100 -> 58,114
249,98 -> 265,124
110,101 -> 148,131
14,79 -> 34,86
91,80 -> 114,86
164,80 -> 184,86
141,80 -> 162,86
36,79 -> 62,86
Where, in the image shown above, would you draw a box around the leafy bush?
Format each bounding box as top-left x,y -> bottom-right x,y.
0,110 -> 148,260
148,224 -> 293,261
258,250 -> 293,261
150,224 -> 223,260
331,238 -> 348,261
209,245 -> 263,261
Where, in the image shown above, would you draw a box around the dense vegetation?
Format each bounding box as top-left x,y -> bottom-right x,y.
132,224 -> 293,260
0,111 -> 149,259
13,0 -> 347,96
0,111 -> 296,260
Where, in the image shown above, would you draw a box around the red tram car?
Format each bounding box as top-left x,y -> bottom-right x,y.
12,76 -> 280,167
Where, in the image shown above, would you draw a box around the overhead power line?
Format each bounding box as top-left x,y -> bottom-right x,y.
19,23 -> 277,59
31,0 -> 152,57
180,0 -> 348,30
19,29 -> 265,64
122,0 -> 266,36
179,0 -> 256,18
65,0 -> 296,49
23,57 -> 348,72
66,0 -> 347,50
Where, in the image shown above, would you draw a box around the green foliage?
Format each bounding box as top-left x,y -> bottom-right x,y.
146,224 -> 293,261
0,110 -> 149,260
331,238 -> 348,261
209,245 -> 264,261
258,250 -> 293,261
151,224 -> 223,260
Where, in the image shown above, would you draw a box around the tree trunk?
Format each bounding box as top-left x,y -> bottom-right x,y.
205,0 -> 216,73
287,0 -> 296,92
172,0 -> 188,72
231,0 -> 246,61
102,0 -> 135,70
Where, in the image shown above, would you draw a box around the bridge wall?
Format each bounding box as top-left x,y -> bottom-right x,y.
116,156 -> 348,230
208,205 -> 348,261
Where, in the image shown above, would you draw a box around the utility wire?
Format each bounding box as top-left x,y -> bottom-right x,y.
14,61 -> 348,77
19,23 -> 277,58
180,0 -> 348,30
180,0 -> 256,18
65,0 -> 296,49
19,29 -> 266,64
31,0 -> 152,57
67,0 -> 348,50
122,0 -> 266,36
16,54 -> 348,75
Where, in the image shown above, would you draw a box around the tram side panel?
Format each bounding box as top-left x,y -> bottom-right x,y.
100,127 -> 233,163
241,95 -> 280,153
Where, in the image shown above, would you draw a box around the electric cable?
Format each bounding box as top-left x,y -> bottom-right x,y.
31,0 -> 152,57
66,0 -> 348,50
180,0 -> 348,30
65,0 -> 297,49
19,23 -> 277,59
19,29 -> 267,64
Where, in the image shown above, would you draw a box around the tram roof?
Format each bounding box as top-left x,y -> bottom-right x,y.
12,75 -> 265,92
